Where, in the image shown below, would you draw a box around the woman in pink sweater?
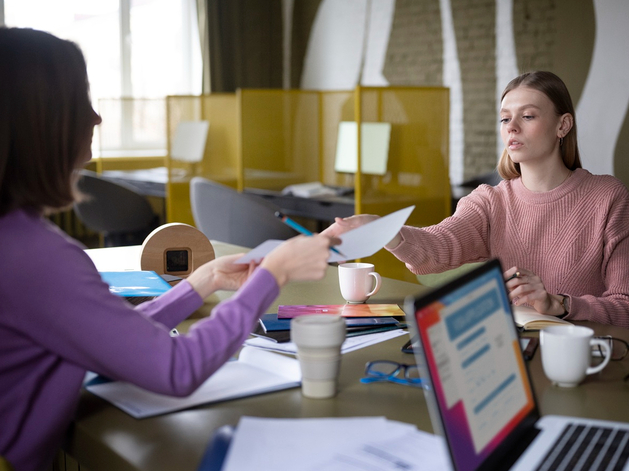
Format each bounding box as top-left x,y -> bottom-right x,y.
325,71 -> 629,328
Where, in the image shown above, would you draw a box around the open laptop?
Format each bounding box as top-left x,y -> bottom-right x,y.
405,259 -> 629,471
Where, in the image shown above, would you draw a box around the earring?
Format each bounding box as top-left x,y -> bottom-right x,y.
559,137 -> 564,147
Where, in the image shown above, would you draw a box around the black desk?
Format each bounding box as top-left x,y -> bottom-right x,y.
102,168 -> 167,198
244,187 -> 355,223
100,169 -> 355,226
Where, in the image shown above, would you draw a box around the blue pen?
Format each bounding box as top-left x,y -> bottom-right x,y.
275,211 -> 345,257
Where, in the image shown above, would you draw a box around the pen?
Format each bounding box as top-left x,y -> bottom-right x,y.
275,211 -> 345,257
506,271 -> 521,282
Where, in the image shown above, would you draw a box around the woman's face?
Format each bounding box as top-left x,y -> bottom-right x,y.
499,86 -> 564,168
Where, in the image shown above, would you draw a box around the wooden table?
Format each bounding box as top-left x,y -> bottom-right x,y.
68,245 -> 629,470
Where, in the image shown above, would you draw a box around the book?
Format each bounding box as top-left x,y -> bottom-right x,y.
99,271 -> 172,297
259,314 -> 291,332
85,347 -> 300,418
512,305 -> 572,331
252,320 -> 406,343
259,313 -> 400,332
277,304 -> 405,319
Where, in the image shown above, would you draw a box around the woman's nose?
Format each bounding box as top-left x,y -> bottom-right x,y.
506,119 -> 518,133
92,109 -> 102,125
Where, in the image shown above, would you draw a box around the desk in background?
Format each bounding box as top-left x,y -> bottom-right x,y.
101,167 -> 168,198
68,244 -> 629,471
99,169 -> 354,227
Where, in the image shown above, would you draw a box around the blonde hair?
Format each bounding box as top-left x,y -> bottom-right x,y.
497,71 -> 582,180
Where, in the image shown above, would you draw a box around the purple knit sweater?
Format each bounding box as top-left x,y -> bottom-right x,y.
0,209 -> 279,471
389,169 -> 629,327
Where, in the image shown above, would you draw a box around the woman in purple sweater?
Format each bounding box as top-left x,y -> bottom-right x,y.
0,28 -> 337,471
325,71 -> 629,328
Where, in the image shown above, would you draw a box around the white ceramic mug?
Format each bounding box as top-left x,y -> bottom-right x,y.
540,325 -> 612,387
338,263 -> 382,304
290,315 -> 346,399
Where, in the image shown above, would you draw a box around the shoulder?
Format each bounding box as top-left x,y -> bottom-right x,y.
0,210 -> 96,289
577,169 -> 629,205
458,179 -> 514,209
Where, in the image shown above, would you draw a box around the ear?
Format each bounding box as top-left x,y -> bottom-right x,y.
558,113 -> 573,138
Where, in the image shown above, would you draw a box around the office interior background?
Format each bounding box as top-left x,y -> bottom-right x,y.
2,0 -> 628,215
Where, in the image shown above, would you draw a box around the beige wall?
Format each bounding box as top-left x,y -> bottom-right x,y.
288,0 -> 629,188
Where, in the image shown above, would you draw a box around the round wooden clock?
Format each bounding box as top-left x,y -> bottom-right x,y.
140,223 -> 215,278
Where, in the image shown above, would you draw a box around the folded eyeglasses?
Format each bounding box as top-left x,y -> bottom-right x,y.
360,360 -> 422,387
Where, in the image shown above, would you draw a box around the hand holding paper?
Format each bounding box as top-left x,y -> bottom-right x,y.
236,206 -> 415,264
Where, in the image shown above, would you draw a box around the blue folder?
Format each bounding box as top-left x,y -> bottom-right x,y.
99,271 -> 172,297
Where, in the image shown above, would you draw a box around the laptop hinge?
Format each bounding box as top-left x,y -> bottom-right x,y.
488,424 -> 541,471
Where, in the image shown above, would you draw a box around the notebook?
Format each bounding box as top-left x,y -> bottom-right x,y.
405,259 -> 629,471
277,303 -> 405,319
99,271 -> 172,305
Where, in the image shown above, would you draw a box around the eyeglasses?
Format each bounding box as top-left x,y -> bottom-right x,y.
360,360 -> 422,387
593,336 -> 629,361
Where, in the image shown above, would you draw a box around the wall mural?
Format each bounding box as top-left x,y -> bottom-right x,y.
576,0 -> 629,177
300,0 -> 629,186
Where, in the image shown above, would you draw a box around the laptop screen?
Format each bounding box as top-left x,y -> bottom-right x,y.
410,260 -> 536,471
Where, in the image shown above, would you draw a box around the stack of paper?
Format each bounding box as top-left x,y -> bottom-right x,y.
221,416 -> 449,471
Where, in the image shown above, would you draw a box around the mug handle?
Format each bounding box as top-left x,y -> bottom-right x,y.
587,339 -> 612,375
366,272 -> 382,297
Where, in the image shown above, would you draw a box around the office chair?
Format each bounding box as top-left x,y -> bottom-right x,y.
451,170 -> 502,211
190,177 -> 297,248
74,170 -> 160,247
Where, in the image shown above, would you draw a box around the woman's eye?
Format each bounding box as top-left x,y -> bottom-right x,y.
523,115 -> 534,120
500,118 -> 510,124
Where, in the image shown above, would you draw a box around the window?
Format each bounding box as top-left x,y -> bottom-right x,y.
3,0 -> 202,156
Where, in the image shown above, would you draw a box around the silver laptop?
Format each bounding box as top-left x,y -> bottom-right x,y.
405,259 -> 629,471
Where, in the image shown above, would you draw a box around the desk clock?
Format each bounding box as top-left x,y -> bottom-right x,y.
140,223 -> 215,278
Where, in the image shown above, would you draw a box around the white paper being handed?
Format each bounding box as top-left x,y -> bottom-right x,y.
235,206 -> 415,264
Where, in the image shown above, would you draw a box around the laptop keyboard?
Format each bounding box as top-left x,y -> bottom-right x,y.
536,423 -> 629,471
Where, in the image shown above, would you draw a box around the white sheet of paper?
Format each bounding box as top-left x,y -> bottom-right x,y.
236,205 -> 415,264
244,329 -> 408,355
85,347 -> 300,418
222,416 -> 449,471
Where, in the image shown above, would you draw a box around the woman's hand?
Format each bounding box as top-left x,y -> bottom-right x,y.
187,254 -> 257,300
320,214 -> 380,238
321,214 -> 402,250
504,267 -> 565,316
261,234 -> 340,287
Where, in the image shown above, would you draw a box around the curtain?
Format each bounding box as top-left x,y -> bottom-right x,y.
197,0 -> 284,93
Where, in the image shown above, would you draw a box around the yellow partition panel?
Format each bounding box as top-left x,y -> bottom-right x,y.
317,86 -> 449,282
166,94 -> 239,224
164,88 -> 449,283
319,91 -> 355,189
358,87 -> 450,283
239,89 -> 321,191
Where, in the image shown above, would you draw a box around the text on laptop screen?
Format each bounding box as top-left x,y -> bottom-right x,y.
413,265 -> 535,471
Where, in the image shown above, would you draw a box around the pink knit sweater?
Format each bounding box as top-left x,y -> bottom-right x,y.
389,168 -> 629,328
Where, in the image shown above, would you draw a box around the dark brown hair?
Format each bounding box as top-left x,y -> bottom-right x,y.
0,27 -> 94,216
497,71 -> 582,180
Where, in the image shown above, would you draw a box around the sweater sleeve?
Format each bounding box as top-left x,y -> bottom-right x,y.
388,186 -> 494,274
7,226 -> 280,396
564,183 -> 629,327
